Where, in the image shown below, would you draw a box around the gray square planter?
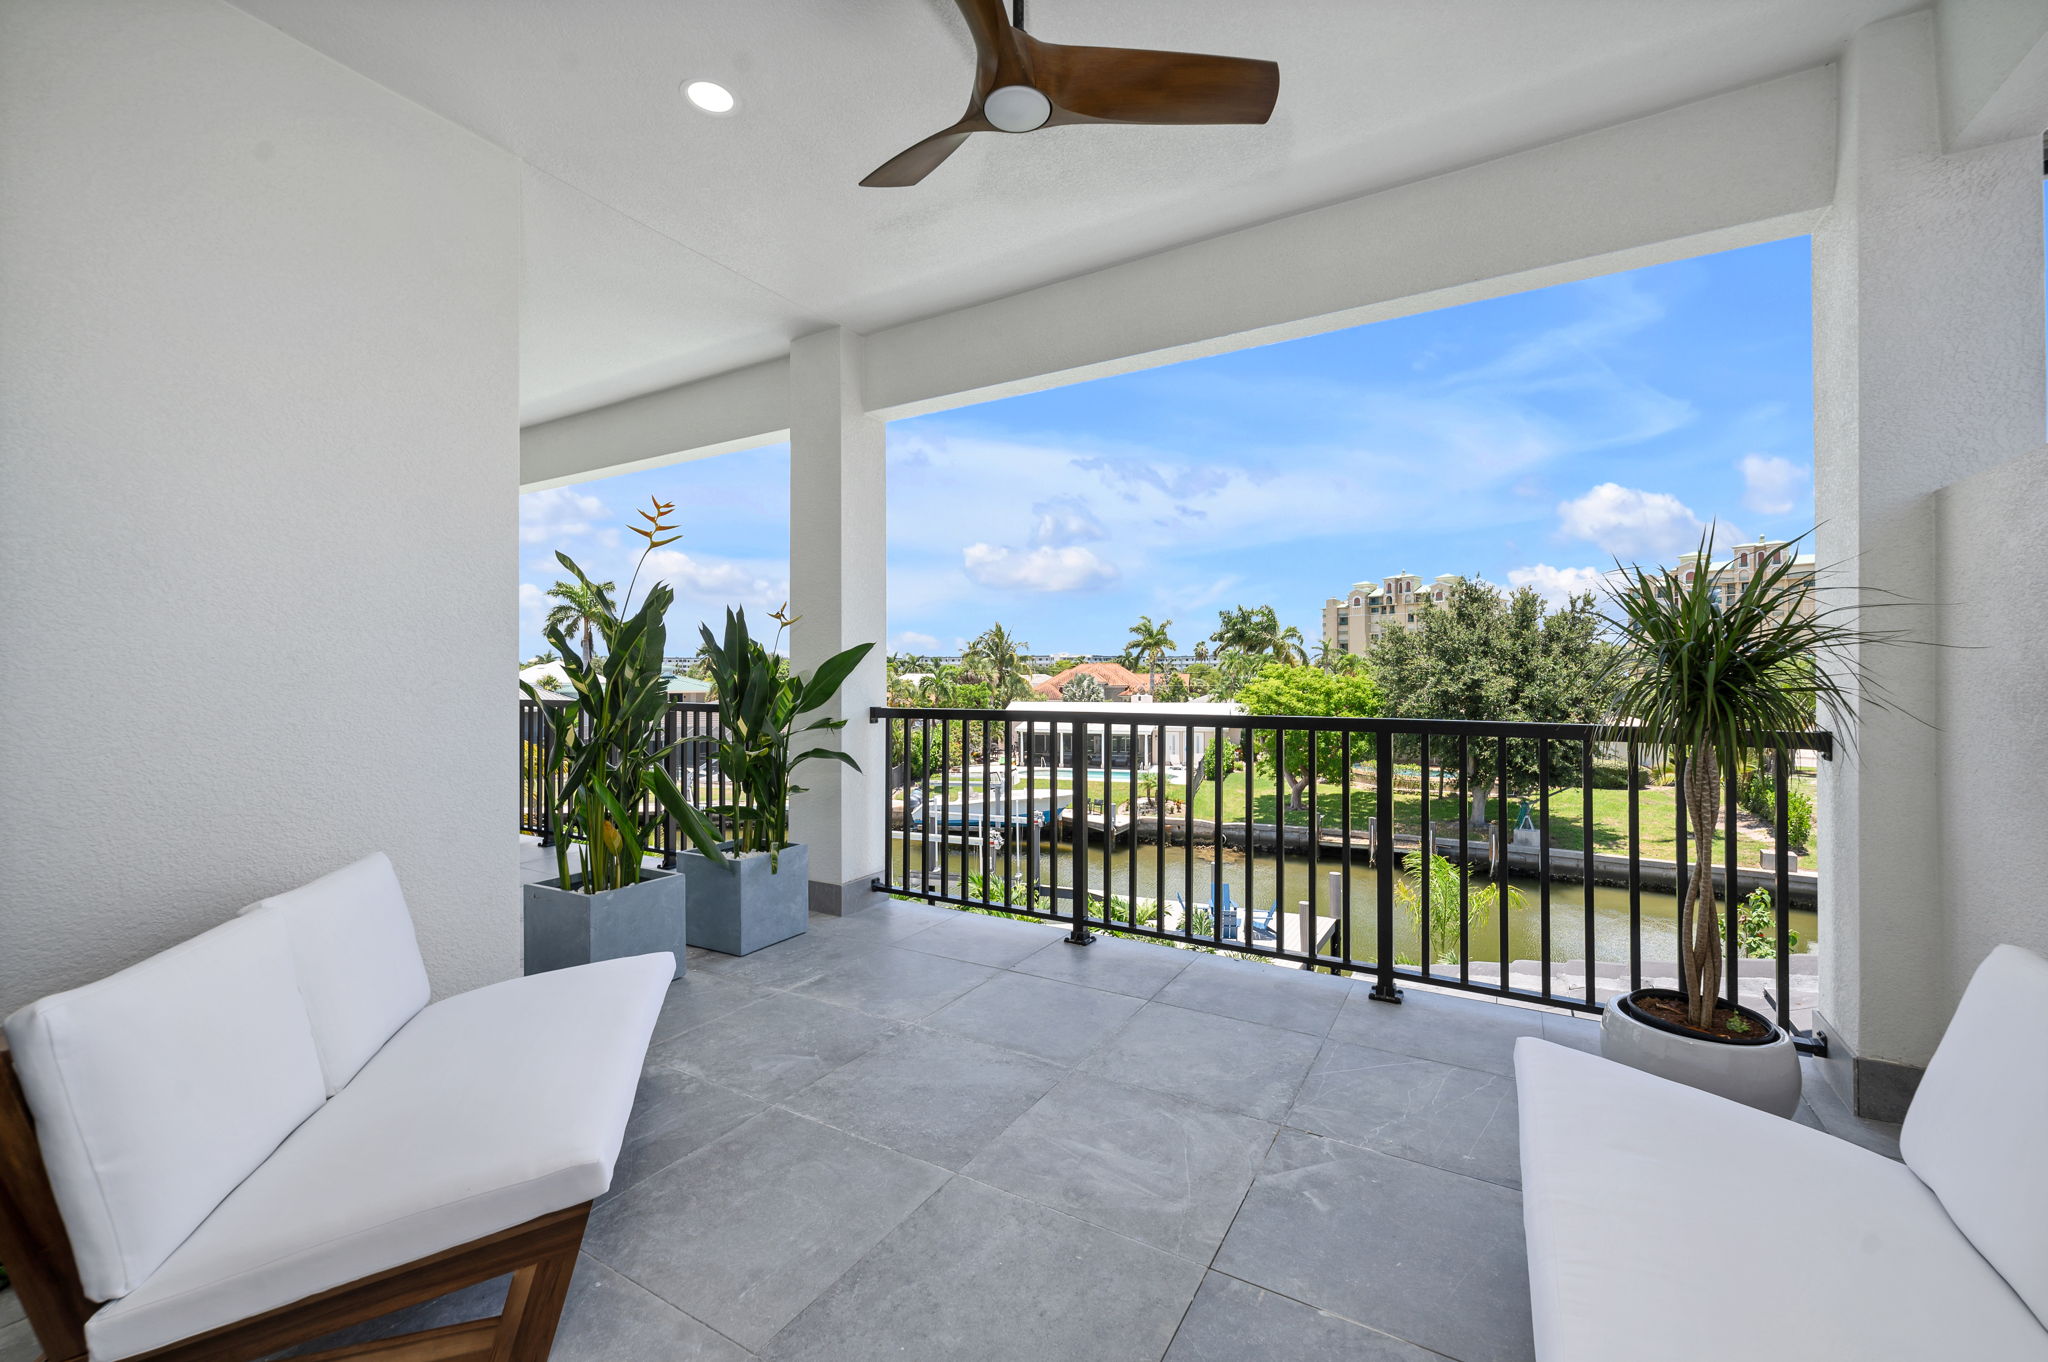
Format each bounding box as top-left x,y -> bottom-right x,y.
524,868 -> 687,979
679,843 -> 809,956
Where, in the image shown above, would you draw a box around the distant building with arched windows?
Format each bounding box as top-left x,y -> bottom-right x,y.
1320,572 -> 1462,656
1672,539 -> 1817,619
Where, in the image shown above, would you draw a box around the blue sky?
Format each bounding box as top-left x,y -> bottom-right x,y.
521,236 -> 1815,663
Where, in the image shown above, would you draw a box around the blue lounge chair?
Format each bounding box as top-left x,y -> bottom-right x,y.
1216,882 -> 1240,941
1252,902 -> 1279,942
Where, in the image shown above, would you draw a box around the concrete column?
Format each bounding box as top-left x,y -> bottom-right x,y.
1811,11 -> 2045,1118
787,328 -> 889,914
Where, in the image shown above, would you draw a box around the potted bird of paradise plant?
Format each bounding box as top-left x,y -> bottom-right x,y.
1597,528 -> 1908,1114
678,606 -> 874,954
520,498 -> 726,978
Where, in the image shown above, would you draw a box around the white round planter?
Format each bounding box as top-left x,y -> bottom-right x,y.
1600,989 -> 1801,1117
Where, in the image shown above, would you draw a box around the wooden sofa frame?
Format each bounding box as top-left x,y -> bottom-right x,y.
0,1038 -> 587,1362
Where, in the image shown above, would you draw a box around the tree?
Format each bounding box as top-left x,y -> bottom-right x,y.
1184,731 -> 1239,818
1313,637 -> 1345,671
1211,603 -> 1273,656
1210,603 -> 1307,664
1126,616 -> 1176,697
965,623 -> 1030,704
1061,672 -> 1108,702
1368,577 -> 1608,826
544,575 -> 616,666
1236,662 -> 1383,812
916,664 -> 964,707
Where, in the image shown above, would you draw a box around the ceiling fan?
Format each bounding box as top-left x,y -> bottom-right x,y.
861,0 -> 1280,187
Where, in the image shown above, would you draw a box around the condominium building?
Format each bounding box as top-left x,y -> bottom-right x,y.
1321,572 -> 1461,656
1674,538 -> 1817,616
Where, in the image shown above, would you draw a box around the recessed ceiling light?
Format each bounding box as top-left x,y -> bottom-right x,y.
683,80 -> 735,114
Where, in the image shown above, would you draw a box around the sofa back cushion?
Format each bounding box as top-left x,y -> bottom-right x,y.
2,911 -> 326,1301
1901,943 -> 2048,1327
241,852 -> 431,1095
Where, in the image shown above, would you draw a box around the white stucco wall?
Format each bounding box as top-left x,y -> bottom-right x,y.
1813,10 -> 2047,1073
0,0 -> 522,1010
1938,446 -> 2048,1015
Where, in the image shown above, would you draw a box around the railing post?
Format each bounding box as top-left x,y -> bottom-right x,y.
1066,717 -> 1093,946
659,700 -> 679,870
536,702 -> 554,847
1369,728 -> 1402,1003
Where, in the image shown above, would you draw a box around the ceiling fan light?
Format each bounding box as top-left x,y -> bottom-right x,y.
983,84 -> 1051,133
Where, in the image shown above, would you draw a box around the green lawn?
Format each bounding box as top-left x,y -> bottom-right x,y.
1013,769 -> 1817,864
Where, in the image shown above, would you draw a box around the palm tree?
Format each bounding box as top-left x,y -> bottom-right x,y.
965,623 -> 1029,704
1313,637 -> 1344,671
916,665 -> 962,707
1210,604 -> 1306,664
1209,604 -> 1269,655
1126,616 -> 1176,697
544,575 -> 615,665
1274,622 -> 1308,666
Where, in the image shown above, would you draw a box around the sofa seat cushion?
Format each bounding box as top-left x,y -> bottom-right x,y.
84,953 -> 673,1362
1514,1038 -> 2048,1362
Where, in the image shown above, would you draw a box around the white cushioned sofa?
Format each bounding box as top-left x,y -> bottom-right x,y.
1515,944 -> 2048,1361
0,853 -> 672,1362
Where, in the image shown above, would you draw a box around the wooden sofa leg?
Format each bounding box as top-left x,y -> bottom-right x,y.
490,1242 -> 578,1362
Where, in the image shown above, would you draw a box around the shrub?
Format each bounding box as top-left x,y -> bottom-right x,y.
1588,757 -> 1652,790
1786,789 -> 1813,852
1735,887 -> 1800,958
1738,766 -> 1814,853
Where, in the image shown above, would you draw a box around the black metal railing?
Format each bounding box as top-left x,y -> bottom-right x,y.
518,697 -> 734,867
872,704 -> 1831,1045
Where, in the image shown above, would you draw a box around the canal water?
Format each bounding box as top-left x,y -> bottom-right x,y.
889,833 -> 1820,968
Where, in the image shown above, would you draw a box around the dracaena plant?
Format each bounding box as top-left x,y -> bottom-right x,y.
696,606 -> 874,870
1600,528 -> 1911,1031
521,498 -> 725,893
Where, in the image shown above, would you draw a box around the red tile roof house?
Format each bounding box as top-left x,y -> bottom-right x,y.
1030,662 -> 1153,701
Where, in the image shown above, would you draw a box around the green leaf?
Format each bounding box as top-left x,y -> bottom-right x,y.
646,765 -> 727,864
794,642 -> 874,714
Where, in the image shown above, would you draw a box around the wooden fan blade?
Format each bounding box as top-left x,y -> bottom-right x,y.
953,0 -> 1028,90
860,121 -> 982,187
1029,38 -> 1279,126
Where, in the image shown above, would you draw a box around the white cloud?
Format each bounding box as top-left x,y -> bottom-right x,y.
519,488 -> 607,546
1027,497 -> 1107,546
962,543 -> 1119,592
1556,483 -> 1740,561
1507,563 -> 1612,611
892,631 -> 940,651
1740,454 -> 1806,516
518,581 -> 550,645
641,548 -> 788,611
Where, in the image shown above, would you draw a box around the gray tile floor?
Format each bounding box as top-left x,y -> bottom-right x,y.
0,882 -> 1903,1362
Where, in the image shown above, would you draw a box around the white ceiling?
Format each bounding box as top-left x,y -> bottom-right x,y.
231,0 -> 1916,424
